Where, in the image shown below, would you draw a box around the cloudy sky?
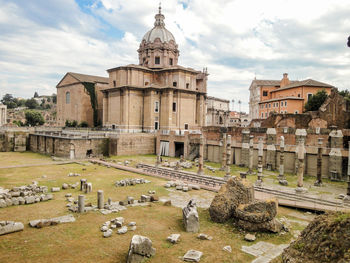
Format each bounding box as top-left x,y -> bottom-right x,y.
0,0 -> 349,112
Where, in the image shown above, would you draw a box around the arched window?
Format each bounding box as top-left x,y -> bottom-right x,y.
66,92 -> 70,104
219,116 -> 223,124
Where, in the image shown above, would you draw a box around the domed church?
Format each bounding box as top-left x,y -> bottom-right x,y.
57,6 -> 208,133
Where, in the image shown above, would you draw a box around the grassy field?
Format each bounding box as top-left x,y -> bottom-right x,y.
0,152 -> 312,263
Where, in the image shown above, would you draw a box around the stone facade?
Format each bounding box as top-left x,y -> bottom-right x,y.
0,130 -> 29,152
56,72 -> 109,127
206,96 -> 230,126
0,104 -> 7,126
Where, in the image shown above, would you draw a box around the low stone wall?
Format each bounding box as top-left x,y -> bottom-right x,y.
0,130 -> 30,152
109,133 -> 156,156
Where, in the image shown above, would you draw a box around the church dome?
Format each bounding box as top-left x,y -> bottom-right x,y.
142,6 -> 176,43
142,27 -> 175,43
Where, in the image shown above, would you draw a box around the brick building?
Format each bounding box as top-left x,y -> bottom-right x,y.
249,73 -> 333,119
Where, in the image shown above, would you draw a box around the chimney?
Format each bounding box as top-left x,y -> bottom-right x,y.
280,73 -> 290,88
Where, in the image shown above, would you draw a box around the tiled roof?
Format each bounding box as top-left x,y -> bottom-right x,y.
68,72 -> 109,83
270,79 -> 333,93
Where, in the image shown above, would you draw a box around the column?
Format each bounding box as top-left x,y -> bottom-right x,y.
225,135 -> 231,178
97,190 -> 104,209
296,138 -> 307,193
240,129 -> 250,167
221,133 -> 227,170
255,137 -> 263,187
80,179 -> 87,191
248,135 -> 254,174
328,127 -> 343,180
344,142 -> 350,202
266,128 -> 277,170
197,135 -> 204,175
278,136 -> 285,179
102,93 -> 108,126
78,195 -> 85,213
314,138 -> 323,186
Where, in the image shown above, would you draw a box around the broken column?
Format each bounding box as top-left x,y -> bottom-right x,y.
78,195 -> 85,213
156,153 -> 161,167
295,129 -> 307,175
225,135 -> 231,178
84,183 -> 92,194
80,179 -> 87,191
328,127 -> 343,181
197,135 -> 204,175
182,199 -> 199,232
278,136 -> 285,180
0,221 -> 24,235
97,190 -> 104,209
344,142 -> 350,202
266,128 -> 277,170
296,138 -> 307,193
248,135 -> 254,174
221,133 -> 227,170
255,137 -> 264,187
241,129 -> 250,167
314,138 -> 324,186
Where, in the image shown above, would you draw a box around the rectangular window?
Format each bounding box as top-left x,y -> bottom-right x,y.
155,56 -> 160,64
184,123 -> 189,130
169,58 -> 173,65
113,80 -> 116,87
186,83 -> 189,89
265,104 -> 267,108
285,101 -> 287,106
298,94 -> 301,97
265,112 -> 267,117
276,102 -> 279,107
261,113 -> 264,118
281,101 -> 283,107
173,81 -> 177,87
172,102 -> 176,112
154,101 -> 159,113
66,92 -> 70,104
154,121 -> 159,130
269,103 -> 271,108
263,91 -> 268,96
307,93 -> 313,101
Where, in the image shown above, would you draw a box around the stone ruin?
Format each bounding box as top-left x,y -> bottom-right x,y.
100,217 -> 137,238
0,221 -> 24,236
127,235 -> 156,263
182,199 -> 200,233
164,181 -> 201,192
282,212 -> 350,263
209,177 -> 285,233
29,214 -> 75,229
114,178 -> 150,187
0,183 -> 52,208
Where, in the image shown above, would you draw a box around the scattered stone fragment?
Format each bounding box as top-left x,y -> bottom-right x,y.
118,226 -> 128,234
115,178 -> 149,187
150,195 -> 159,202
197,233 -> 212,240
129,226 -> 137,231
128,222 -> 136,226
244,233 -> 256,242
127,235 -> 156,263
62,183 -> 69,190
0,221 -> 24,235
167,234 -> 181,244
51,187 -> 60,192
183,250 -> 203,262
65,193 -> 72,197
223,246 -> 232,253
103,229 -> 113,238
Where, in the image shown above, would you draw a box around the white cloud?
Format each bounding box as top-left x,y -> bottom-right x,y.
0,0 -> 350,114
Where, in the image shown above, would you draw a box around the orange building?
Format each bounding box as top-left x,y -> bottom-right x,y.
256,73 -> 333,119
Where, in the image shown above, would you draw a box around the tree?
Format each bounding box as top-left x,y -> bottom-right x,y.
339,89 -> 350,102
34,92 -> 39,98
52,94 -> 57,104
25,98 -> 39,109
304,90 -> 328,112
25,110 -> 45,126
1,94 -> 18,109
